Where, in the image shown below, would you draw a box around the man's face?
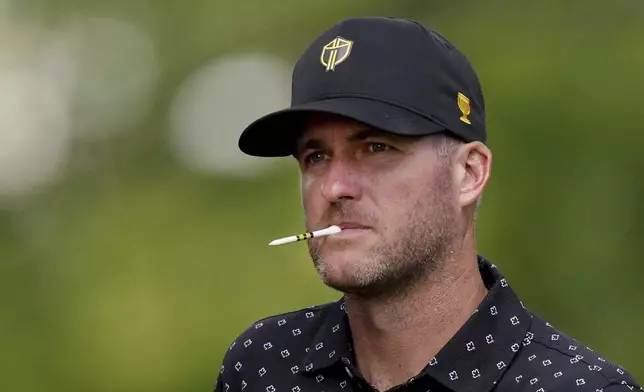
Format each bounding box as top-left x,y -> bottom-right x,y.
295,114 -> 461,297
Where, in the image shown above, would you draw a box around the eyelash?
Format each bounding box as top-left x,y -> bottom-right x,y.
302,142 -> 392,165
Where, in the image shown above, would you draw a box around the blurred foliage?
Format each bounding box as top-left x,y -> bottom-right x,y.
1,0 -> 643,390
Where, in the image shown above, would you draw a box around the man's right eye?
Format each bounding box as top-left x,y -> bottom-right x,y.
305,151 -> 326,164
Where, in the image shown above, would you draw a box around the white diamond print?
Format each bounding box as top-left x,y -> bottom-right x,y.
306,363 -> 313,371
292,387 -> 301,392
554,371 -> 563,378
466,341 -> 476,351
449,371 -> 458,381
497,361 -> 506,370
490,306 -> 498,315
263,342 -> 273,350
536,389 -> 544,392
305,312 -> 314,318
569,345 -> 578,351
267,385 -> 276,392
315,342 -> 324,350
329,350 -> 336,358
281,350 -> 290,358
235,362 -> 243,371
530,378 -> 538,385
511,343 -> 520,352
241,381 -> 247,390
515,375 -> 523,383
292,329 -> 301,336
244,339 -> 252,348
224,383 -> 230,392
278,319 -> 286,326
259,368 -> 266,377
576,378 -> 586,386
316,375 -> 324,383
618,368 -> 625,375
291,366 -> 299,374
510,316 -> 520,325
543,359 -> 552,366
500,278 -> 508,287
486,334 -> 495,344
430,357 -> 438,366
472,369 -> 481,378
255,322 -> 264,329
551,334 -> 560,341
528,355 -> 537,361
332,324 -> 340,333
340,381 -> 347,389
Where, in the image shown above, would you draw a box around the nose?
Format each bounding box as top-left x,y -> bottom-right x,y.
320,159 -> 362,202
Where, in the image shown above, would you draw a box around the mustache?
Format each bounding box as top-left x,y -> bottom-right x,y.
313,202 -> 379,229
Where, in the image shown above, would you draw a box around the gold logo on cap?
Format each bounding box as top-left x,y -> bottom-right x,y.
457,92 -> 472,124
320,37 -> 353,72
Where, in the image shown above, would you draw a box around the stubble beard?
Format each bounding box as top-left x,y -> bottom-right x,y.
307,169 -> 458,300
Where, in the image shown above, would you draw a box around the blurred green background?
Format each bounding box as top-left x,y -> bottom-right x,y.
1,0 -> 642,390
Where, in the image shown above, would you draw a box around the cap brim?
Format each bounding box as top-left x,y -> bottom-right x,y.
238,97 -> 447,157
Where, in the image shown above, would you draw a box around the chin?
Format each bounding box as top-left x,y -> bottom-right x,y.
315,253 -> 380,293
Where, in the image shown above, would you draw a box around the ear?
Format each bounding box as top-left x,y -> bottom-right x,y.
453,142 -> 492,208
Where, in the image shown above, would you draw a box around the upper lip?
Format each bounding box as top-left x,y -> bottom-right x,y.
334,221 -> 370,230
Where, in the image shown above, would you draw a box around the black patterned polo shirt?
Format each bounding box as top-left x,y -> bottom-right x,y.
214,257 -> 641,392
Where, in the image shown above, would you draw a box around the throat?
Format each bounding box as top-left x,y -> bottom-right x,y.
344,265 -> 488,391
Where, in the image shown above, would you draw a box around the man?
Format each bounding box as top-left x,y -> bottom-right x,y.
214,17 -> 641,392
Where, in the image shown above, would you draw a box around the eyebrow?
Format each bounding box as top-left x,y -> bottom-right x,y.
295,128 -> 398,157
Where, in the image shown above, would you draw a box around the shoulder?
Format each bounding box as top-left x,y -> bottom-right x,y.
215,301 -> 340,381
511,312 -> 641,391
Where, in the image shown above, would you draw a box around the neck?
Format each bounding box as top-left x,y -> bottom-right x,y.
344,249 -> 487,391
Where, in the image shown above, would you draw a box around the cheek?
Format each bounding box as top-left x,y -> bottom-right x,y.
372,172 -> 430,218
301,175 -> 321,216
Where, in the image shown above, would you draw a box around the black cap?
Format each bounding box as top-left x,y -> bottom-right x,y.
238,17 -> 486,157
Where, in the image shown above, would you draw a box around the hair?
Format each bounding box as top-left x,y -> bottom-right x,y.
431,132 -> 483,213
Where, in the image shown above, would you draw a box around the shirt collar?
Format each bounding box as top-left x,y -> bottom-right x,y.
301,256 -> 533,392
299,298 -> 353,373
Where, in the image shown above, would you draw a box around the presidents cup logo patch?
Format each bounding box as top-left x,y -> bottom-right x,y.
320,37 -> 353,71
457,92 -> 472,125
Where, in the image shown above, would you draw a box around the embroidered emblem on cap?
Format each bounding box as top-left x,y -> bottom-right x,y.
321,37 -> 353,71
458,92 -> 472,124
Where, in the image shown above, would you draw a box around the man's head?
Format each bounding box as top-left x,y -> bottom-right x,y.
295,113 -> 490,297
236,17 -> 491,296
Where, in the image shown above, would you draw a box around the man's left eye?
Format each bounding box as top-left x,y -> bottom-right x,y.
368,143 -> 390,153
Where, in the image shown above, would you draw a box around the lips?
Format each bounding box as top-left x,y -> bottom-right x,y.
335,222 -> 370,230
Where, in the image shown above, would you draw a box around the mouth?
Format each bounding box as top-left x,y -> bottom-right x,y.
333,221 -> 370,230
330,222 -> 372,238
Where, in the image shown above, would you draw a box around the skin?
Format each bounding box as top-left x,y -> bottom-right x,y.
294,113 -> 493,391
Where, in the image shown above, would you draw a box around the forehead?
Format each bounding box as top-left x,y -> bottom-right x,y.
299,112 -> 369,135
295,113 -> 407,148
